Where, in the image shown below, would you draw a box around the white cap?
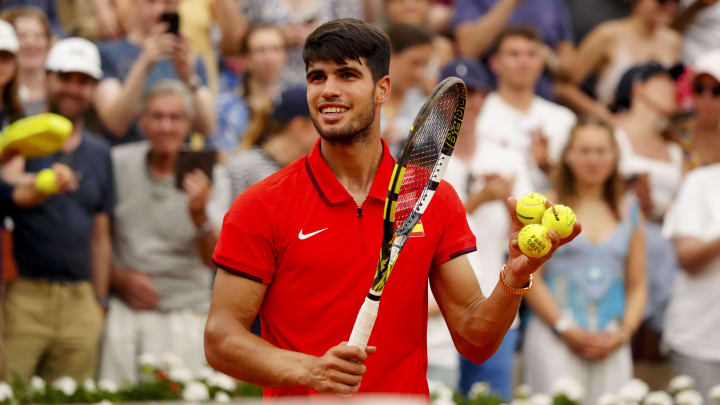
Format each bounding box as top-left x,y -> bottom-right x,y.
694,49 -> 720,82
0,20 -> 19,54
45,37 -> 103,80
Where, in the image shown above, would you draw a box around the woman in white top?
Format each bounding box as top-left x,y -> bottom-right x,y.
613,62 -> 683,339
557,0 -> 681,123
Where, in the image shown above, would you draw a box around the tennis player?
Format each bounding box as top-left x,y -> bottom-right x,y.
205,18 -> 580,399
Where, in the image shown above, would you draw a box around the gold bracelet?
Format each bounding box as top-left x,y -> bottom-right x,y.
499,265 -> 533,296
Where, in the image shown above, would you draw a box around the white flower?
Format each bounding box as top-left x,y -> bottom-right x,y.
160,352 -> 184,370
95,400 -> 113,405
709,385 -> 720,405
669,375 -> 696,394
469,381 -> 491,399
529,393 -> 553,405
194,366 -> 215,381
676,390 -> 704,405
551,376 -> 585,402
214,391 -> 231,403
98,379 -> 118,394
169,367 -> 194,384
207,372 -> 237,392
182,381 -> 209,402
30,376 -> 46,392
139,353 -> 159,369
619,379 -> 650,403
0,382 -> 14,401
643,391 -> 673,405
511,399 -> 529,405
53,376 -> 78,396
83,379 -> 97,393
433,397 -> 456,405
598,393 -> 619,405
515,384 -> 533,399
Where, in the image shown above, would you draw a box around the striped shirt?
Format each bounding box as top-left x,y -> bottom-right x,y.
226,146 -> 282,198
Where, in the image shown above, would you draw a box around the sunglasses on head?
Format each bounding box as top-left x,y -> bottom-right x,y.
656,0 -> 677,4
693,83 -> 720,97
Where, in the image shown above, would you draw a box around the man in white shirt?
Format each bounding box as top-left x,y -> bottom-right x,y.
473,26 -> 576,195
663,164 -> 720,400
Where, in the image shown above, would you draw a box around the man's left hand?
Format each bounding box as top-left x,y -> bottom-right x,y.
173,36 -> 197,86
502,197 -> 582,288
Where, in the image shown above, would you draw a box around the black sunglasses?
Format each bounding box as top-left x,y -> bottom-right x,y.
693,83 -> 720,97
656,0 -> 678,4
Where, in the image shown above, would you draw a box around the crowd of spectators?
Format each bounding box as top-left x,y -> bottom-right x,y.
0,0 -> 719,402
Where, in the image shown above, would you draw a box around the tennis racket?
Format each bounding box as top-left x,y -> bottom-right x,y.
348,77 -> 467,349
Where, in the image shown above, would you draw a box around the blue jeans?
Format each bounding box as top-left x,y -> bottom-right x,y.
458,328 -> 519,400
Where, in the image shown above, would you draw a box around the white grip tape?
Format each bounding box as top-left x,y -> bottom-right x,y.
348,297 -> 380,349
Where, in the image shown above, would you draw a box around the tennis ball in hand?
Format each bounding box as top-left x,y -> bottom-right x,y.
516,192 -> 548,225
518,224 -> 552,258
34,168 -> 60,195
542,204 -> 577,239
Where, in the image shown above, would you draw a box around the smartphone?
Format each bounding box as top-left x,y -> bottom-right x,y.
160,11 -> 180,35
175,149 -> 216,189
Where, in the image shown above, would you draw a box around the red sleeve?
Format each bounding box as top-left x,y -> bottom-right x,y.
212,191 -> 277,284
432,181 -> 477,266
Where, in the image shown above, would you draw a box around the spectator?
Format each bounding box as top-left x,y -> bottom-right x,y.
430,59 -> 516,396
672,0 -> 720,64
240,0 -> 364,86
613,63 -> 683,342
383,0 -> 455,91
383,0 -> 454,35
558,0 -> 681,122
0,19 -> 23,126
227,86 -> 317,198
474,27 -> 576,196
662,152 -> 720,401
523,117 -> 646,405
210,24 -> 287,158
57,0 -> 121,41
381,23 -> 433,154
2,38 -> 113,382
453,0 -> 575,100
0,1 -> 64,37
1,7 -> 51,116
94,0 -> 214,143
674,50 -> 720,168
100,80 -> 230,383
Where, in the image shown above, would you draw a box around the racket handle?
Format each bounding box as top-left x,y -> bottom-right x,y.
348,297 -> 379,349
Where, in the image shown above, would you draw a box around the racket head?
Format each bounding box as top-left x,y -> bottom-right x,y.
389,77 -> 467,235
370,77 -> 467,295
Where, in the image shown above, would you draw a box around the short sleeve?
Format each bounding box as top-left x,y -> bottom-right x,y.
453,0 -> 491,30
554,0 -> 574,45
99,148 -> 115,215
212,190 -> 277,284
432,182 -> 477,267
663,171 -> 706,240
207,164 -> 232,228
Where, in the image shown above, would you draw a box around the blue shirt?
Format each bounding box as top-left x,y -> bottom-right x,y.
541,202 -> 640,331
207,89 -> 250,154
5,129 -> 114,282
453,0 -> 574,100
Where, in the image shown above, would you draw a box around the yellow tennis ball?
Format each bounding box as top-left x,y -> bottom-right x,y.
516,192 -> 548,225
518,224 -> 552,258
34,168 -> 59,195
542,204 -> 577,239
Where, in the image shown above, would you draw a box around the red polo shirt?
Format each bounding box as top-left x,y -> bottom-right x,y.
213,138 -> 476,398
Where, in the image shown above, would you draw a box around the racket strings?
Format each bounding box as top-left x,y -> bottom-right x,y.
393,87 -> 461,229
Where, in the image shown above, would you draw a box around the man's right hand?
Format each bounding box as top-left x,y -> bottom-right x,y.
115,269 -> 160,310
302,342 -> 376,395
139,24 -> 177,68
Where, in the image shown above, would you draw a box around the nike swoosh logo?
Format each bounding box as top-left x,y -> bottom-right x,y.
298,228 -> 328,240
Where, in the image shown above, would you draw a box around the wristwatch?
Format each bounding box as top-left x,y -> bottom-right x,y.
553,315 -> 574,336
188,74 -> 202,92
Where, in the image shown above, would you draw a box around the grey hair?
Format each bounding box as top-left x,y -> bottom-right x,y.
140,79 -> 196,119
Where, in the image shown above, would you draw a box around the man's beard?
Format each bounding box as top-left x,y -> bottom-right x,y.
311,99 -> 375,146
47,96 -> 88,122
